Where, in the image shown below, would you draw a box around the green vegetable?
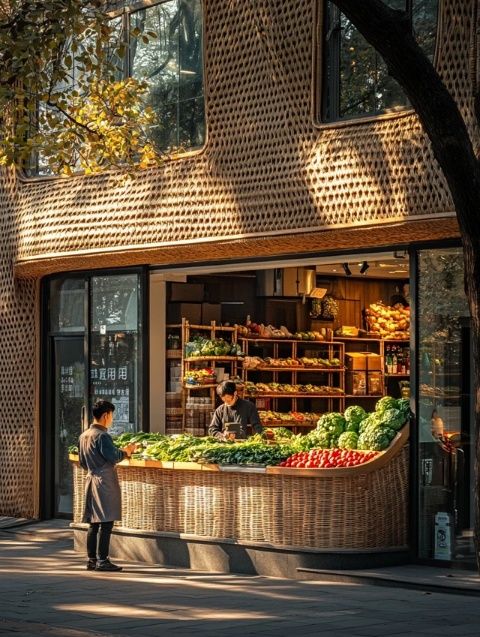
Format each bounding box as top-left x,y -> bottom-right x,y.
375,396 -> 397,414
338,431 -> 359,450
379,408 -> 406,431
344,405 -> 367,427
358,413 -> 381,434
358,428 -> 392,451
396,398 -> 411,417
316,412 -> 346,437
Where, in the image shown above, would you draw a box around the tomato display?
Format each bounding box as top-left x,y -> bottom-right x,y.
279,448 -> 379,469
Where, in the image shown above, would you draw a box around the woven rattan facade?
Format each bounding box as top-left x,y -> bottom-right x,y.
72,446 -> 408,549
0,0 -> 476,518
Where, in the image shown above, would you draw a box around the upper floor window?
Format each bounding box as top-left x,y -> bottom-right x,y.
27,0 -> 204,177
321,0 -> 439,123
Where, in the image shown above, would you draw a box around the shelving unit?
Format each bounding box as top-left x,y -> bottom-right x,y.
165,324 -> 183,434
182,319 -> 241,434
240,337 -> 345,429
334,336 -> 410,401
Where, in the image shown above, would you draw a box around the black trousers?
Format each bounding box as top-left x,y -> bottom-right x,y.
86,521 -> 114,560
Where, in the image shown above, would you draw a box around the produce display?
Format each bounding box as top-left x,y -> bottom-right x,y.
184,368 -> 216,385
237,320 -> 332,341
185,336 -> 243,358
279,448 -> 379,469
244,381 -> 344,395
243,356 -> 342,369
259,410 -> 321,425
365,302 -> 410,339
307,397 -> 410,451
69,397 -> 409,468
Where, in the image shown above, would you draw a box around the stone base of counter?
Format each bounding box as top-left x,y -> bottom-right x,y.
72,524 -> 410,578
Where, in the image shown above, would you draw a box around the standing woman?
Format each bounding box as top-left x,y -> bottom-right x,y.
78,399 -> 136,572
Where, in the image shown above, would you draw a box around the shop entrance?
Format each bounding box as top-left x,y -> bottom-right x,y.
43,269 -> 145,518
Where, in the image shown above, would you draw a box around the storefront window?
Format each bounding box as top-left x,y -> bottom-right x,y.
417,247 -> 474,562
47,270 -> 143,516
49,278 -> 85,333
90,274 -> 143,435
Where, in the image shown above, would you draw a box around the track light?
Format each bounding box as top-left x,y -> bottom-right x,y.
342,263 -> 352,276
359,261 -> 369,274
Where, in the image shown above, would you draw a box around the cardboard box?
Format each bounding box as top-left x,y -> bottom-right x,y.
345,352 -> 382,371
202,303 -> 221,324
346,371 -> 367,395
167,302 -> 202,324
345,353 -> 367,370
170,282 -> 204,302
365,353 -> 382,371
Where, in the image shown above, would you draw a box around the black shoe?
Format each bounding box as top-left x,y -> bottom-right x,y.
86,559 -> 97,571
95,558 -> 122,572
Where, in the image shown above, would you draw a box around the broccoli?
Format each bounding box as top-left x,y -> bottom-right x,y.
338,431 -> 359,450
375,396 -> 398,414
379,407 -> 406,431
316,412 -> 346,437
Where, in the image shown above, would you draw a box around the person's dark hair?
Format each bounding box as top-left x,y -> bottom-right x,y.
92,399 -> 115,420
216,380 -> 237,397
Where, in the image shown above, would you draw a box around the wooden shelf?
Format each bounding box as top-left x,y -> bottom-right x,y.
184,383 -> 216,390
244,366 -> 345,372
246,392 -> 344,399
185,355 -> 241,362
345,394 -> 383,398
385,373 -> 409,377
239,337 -> 336,344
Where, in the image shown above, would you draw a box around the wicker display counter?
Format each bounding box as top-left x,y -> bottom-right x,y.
70,426 -> 409,552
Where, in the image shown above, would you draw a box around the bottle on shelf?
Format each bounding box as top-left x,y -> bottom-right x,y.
391,346 -> 398,374
386,345 -> 393,374
399,346 -> 407,374
405,349 -> 410,374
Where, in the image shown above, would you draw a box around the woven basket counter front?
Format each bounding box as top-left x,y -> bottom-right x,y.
70,428 -> 409,551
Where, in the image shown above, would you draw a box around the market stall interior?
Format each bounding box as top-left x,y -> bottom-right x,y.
164,255 -> 412,437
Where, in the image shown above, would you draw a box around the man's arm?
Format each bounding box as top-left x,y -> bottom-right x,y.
98,433 -> 126,464
208,406 -> 225,439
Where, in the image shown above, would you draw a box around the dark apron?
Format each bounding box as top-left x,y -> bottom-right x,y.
82,464 -> 122,523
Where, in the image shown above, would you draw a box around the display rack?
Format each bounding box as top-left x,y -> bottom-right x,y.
240,337 -> 345,430
182,319 -> 241,434
334,336 -> 410,401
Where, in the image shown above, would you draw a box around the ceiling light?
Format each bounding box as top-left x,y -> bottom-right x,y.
359,261 -> 369,274
342,263 -> 352,276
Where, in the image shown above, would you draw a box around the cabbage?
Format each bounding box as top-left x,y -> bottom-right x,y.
375,396 -> 397,414
338,431 -> 359,450
380,407 -> 406,431
344,405 -> 367,426
316,412 -> 346,437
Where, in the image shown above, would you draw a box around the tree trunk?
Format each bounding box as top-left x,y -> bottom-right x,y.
330,0 -> 480,568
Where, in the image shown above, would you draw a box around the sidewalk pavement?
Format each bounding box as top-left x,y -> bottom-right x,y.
0,521 -> 479,637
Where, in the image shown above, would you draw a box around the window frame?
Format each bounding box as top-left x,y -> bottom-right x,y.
313,0 -> 442,129
21,0 -> 207,181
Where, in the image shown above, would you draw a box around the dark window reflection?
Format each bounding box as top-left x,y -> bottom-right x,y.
130,0 -> 205,151
323,0 -> 439,122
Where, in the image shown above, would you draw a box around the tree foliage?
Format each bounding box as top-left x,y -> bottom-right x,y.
0,0 -> 162,174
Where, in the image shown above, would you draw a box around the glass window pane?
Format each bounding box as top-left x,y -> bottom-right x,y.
53,337 -> 85,516
413,0 -> 439,61
339,14 -> 377,118
323,0 -> 439,122
50,278 -> 86,333
91,274 -> 138,330
178,97 -> 205,148
90,274 -> 142,434
417,248 -> 474,562
130,0 -> 204,152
